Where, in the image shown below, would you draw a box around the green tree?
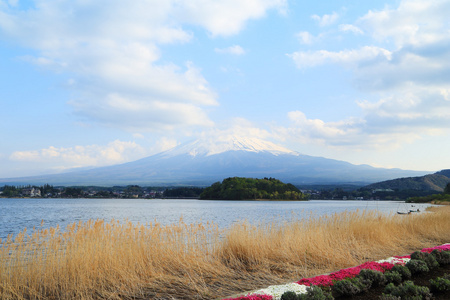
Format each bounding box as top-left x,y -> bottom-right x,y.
163,187 -> 204,198
1,185 -> 19,197
40,184 -> 56,196
444,182 -> 450,194
62,187 -> 83,198
124,185 -> 143,197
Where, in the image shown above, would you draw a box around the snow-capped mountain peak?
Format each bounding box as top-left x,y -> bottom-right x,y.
160,136 -> 299,158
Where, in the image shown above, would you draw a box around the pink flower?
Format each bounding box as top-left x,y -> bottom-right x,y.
296,261 -> 394,287
223,294 -> 273,300
394,255 -> 411,259
297,275 -> 334,287
421,244 -> 450,253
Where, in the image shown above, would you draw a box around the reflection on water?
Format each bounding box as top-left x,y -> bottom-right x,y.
0,198 -> 434,240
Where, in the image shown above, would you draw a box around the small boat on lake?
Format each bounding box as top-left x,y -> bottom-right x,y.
397,204 -> 420,215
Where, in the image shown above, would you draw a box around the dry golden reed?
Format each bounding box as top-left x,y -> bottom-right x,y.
1,206 -> 449,299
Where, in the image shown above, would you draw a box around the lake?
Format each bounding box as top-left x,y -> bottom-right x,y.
0,198 -> 432,241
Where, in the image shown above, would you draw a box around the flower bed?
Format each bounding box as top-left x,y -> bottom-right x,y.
222,243 -> 449,300
421,244 -> 450,253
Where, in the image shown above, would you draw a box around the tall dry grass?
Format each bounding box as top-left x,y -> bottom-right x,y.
1,206 -> 449,299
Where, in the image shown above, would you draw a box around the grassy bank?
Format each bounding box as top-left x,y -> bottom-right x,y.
1,207 -> 449,299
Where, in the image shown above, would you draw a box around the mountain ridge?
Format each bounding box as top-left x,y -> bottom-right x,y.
365,169 -> 450,192
0,136 -> 429,186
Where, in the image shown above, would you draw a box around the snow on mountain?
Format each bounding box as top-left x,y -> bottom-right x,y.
160,136 -> 299,158
0,135 -> 429,186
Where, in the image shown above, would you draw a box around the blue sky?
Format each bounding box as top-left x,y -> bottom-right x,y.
1,0 -> 450,178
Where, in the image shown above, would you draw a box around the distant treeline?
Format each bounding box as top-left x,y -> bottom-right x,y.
407,183 -> 450,203
0,184 -> 208,199
199,177 -> 307,200
306,187 -> 439,201
0,184 -> 165,199
162,187 -> 204,198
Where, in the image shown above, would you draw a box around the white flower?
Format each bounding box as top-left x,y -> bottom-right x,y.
376,256 -> 410,265
252,283 -> 308,300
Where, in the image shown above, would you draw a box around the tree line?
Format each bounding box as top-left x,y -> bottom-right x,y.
406,182 -> 450,203
0,184 -> 207,199
0,184 -> 165,198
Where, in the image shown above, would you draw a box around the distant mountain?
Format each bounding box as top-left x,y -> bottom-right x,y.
0,136 -> 429,186
365,169 -> 450,192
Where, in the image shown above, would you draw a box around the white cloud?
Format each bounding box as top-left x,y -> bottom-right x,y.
132,133 -> 145,139
290,0 -> 450,88
70,92 -> 215,132
311,12 -> 339,27
339,24 -> 364,35
175,0 -> 287,36
286,0 -> 450,151
274,110 -> 419,151
357,88 -> 450,131
152,137 -> 179,153
282,111 -> 367,147
198,118 -> 272,142
215,45 -> 246,55
0,0 -> 284,132
7,0 -> 18,7
296,31 -> 315,44
288,46 -> 392,69
279,83 -> 450,149
10,140 -> 146,170
359,0 -> 450,47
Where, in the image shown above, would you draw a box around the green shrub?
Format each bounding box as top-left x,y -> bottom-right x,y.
384,271 -> 402,285
410,251 -> 439,269
390,264 -> 411,280
331,277 -> 371,297
281,291 -> 299,300
429,274 -> 450,292
383,281 -> 432,300
358,269 -> 386,286
406,259 -> 430,274
431,249 -> 450,265
379,295 -> 401,300
297,286 -> 333,300
332,279 -> 359,297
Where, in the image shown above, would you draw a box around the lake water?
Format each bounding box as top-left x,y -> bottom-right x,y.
0,198 -> 432,241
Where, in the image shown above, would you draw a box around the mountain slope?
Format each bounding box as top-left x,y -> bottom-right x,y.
0,136 -> 429,186
365,170 -> 450,192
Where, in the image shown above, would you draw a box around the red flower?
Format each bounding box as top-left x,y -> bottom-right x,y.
296,261 -> 394,287
421,244 -> 450,253
223,294 -> 273,300
394,255 -> 411,259
297,275 -> 334,286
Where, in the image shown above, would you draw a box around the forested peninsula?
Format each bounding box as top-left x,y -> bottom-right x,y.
199,177 -> 307,200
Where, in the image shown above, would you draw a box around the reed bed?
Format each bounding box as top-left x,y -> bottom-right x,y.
1,206 -> 449,300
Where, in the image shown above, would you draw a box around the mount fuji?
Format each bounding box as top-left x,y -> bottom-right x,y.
0,136 -> 428,186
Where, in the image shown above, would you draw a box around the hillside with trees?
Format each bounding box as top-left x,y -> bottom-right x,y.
407,182 -> 450,204
199,177 -> 307,200
364,169 -> 450,192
